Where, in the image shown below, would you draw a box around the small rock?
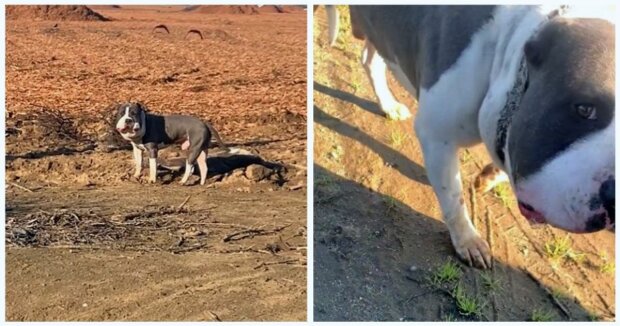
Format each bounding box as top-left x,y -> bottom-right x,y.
161,174 -> 174,183
409,265 -> 418,272
245,164 -> 273,182
76,173 -> 93,186
82,303 -> 88,308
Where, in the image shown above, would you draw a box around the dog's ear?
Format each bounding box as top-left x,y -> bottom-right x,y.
136,102 -> 149,113
524,21 -> 558,68
524,37 -> 545,68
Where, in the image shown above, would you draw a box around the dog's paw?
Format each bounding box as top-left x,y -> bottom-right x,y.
474,164 -> 509,193
453,233 -> 492,269
384,103 -> 411,121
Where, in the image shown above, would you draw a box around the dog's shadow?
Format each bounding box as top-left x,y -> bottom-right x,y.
314,81 -> 385,118
153,153 -> 282,186
313,164 -> 597,321
314,104 -> 428,185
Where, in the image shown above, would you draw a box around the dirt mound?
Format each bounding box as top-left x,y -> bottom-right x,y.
6,5 -> 108,21
185,5 -> 302,15
257,5 -> 304,13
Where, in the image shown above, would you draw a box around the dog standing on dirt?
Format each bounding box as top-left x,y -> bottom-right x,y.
325,5 -> 615,268
114,102 -> 229,185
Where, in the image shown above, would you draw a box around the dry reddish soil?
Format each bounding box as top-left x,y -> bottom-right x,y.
5,5 -> 307,321
313,6 -> 614,322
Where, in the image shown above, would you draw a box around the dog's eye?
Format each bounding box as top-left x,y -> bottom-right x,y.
575,104 -> 597,120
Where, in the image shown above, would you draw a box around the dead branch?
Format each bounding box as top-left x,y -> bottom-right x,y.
253,258 -> 303,270
207,311 -> 221,322
9,182 -> 34,193
222,224 -> 290,242
177,195 -> 191,211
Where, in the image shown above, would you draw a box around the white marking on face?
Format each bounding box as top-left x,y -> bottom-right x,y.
513,119 -> 614,232
116,107 -> 130,131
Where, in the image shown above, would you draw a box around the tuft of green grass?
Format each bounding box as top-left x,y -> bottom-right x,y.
327,145 -> 343,162
551,288 -> 569,302
429,260 -> 462,286
598,250 -> 615,275
480,272 -> 502,293
453,284 -> 484,317
350,80 -> 362,94
544,236 -> 585,264
442,313 -> 457,321
383,196 -> 399,213
491,182 -> 512,206
315,174 -> 334,187
388,129 -> 409,150
600,261 -> 615,275
588,312 -> 601,321
544,236 -> 571,259
530,309 -> 554,321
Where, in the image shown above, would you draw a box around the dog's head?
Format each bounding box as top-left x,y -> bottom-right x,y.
114,102 -> 147,139
506,17 -> 615,233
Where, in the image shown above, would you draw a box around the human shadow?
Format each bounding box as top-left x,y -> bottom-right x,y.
314,105 -> 428,185
313,164 -> 596,321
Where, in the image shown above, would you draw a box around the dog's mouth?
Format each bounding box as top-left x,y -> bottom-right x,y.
518,201 -> 546,227
116,126 -> 132,134
116,124 -> 140,134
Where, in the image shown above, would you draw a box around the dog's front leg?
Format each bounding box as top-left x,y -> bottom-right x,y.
417,134 -> 492,269
131,143 -> 143,178
146,144 -> 158,183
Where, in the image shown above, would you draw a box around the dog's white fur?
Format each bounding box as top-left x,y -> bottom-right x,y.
346,5 -> 614,268
513,121 -> 615,231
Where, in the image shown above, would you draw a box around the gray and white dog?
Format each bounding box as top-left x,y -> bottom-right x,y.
325,5 -> 615,268
114,102 -> 229,185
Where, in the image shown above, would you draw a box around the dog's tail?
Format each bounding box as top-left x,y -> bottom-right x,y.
326,5 -> 339,47
205,122 -> 230,152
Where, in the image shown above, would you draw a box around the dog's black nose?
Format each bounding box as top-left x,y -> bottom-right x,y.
600,178 -> 615,222
125,118 -> 133,124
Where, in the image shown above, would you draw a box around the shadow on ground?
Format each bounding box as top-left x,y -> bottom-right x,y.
314,164 -> 595,321
315,105 -> 428,186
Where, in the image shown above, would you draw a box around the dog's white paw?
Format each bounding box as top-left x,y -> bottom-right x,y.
384,103 -> 411,121
453,233 -> 492,269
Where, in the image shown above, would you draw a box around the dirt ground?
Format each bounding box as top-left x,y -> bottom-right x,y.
5,5 -> 307,321
313,6 -> 614,322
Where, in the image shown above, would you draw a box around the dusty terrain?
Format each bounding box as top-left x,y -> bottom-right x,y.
313,6 -> 614,322
5,5 -> 307,321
